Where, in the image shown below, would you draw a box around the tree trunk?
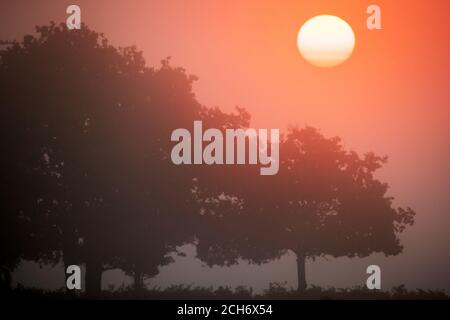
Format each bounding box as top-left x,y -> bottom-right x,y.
85,260 -> 102,298
296,252 -> 307,293
134,271 -> 144,291
0,267 -> 12,291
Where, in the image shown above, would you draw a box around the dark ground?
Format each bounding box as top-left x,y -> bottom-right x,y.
2,283 -> 449,300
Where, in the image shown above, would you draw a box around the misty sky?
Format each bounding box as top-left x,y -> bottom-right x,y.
2,0 -> 449,292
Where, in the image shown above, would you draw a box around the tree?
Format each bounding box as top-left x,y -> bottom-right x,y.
1,21 -> 416,296
0,31 -> 62,291
0,22 -> 252,295
195,127 -> 415,292
0,23 -> 200,295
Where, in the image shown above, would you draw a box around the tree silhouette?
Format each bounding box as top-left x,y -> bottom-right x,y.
0,28 -> 63,291
0,22 -> 416,297
0,23 -> 209,295
0,22 -> 255,295
195,127 -> 415,292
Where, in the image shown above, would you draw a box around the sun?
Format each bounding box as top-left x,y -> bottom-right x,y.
297,15 -> 355,68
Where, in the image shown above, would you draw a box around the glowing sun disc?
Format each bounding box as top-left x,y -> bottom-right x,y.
297,15 -> 355,68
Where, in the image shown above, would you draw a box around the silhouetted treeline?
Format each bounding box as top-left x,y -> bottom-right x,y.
0,23 -> 415,297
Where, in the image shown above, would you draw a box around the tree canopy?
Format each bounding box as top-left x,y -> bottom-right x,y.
195,127 -> 415,291
0,22 -> 415,295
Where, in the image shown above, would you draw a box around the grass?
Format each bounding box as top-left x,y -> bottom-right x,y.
2,283 -> 449,300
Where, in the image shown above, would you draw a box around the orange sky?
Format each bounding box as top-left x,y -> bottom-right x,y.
2,0 -> 449,291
